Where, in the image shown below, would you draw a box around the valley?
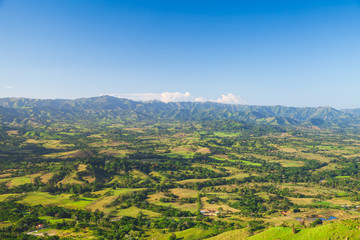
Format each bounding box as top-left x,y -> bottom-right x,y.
1,98 -> 360,239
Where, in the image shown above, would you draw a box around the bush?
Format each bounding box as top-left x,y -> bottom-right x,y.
310,218 -> 323,227
169,233 -> 177,240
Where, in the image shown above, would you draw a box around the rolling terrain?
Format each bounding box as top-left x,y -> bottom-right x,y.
1,98 -> 360,239
1,96 -> 360,126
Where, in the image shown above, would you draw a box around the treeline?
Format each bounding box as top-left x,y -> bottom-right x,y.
0,200 -> 244,239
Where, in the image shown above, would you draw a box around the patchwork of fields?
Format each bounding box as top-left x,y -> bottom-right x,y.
2,120 -> 360,239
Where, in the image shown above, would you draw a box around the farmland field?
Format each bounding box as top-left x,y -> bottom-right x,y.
2,98 -> 360,239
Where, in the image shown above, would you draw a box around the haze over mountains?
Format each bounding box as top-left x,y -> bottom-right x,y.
0,96 -> 359,126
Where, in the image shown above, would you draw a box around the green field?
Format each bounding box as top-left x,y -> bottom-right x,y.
2,104 -> 360,239
116,206 -> 161,218
20,192 -> 95,209
148,228 -> 214,240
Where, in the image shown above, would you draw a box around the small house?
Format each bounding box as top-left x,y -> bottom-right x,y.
36,224 -> 44,229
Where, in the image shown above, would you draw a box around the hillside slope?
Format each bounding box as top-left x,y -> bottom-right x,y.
207,219 -> 360,240
0,96 -> 358,126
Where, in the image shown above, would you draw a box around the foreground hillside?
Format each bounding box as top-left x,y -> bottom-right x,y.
1,101 -> 360,238
208,218 -> 360,240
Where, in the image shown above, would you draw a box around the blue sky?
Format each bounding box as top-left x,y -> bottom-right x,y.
0,0 -> 359,108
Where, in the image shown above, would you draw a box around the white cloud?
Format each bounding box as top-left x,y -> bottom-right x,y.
5,86 -> 13,89
108,92 -> 192,103
194,97 -> 206,102
215,93 -> 246,104
160,91 -> 191,102
101,92 -> 246,105
112,93 -> 162,101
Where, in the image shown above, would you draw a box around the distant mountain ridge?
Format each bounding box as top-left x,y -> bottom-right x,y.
0,96 -> 359,126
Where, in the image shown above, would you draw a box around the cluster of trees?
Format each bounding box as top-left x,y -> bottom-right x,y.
3,114 -> 360,239
111,191 -> 195,217
0,200 -> 246,239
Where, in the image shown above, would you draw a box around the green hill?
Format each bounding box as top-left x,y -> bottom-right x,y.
208,219 -> 360,240
0,96 -> 359,126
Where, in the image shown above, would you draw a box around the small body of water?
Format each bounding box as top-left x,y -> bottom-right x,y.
319,216 -> 337,221
296,216 -> 337,221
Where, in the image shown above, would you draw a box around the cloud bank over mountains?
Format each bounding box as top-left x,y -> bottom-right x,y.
101,92 -> 246,104
216,93 -> 246,104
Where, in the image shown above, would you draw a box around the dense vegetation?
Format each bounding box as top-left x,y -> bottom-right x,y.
1,96 -> 360,125
2,97 -> 360,239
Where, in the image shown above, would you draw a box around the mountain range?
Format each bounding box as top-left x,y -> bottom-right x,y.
0,96 -> 359,126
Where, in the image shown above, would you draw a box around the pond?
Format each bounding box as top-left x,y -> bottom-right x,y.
296,216 -> 337,221
319,216 -> 337,221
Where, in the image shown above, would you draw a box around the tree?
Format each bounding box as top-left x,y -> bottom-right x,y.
311,218 -> 323,227
293,208 -> 300,213
169,233 -> 177,240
